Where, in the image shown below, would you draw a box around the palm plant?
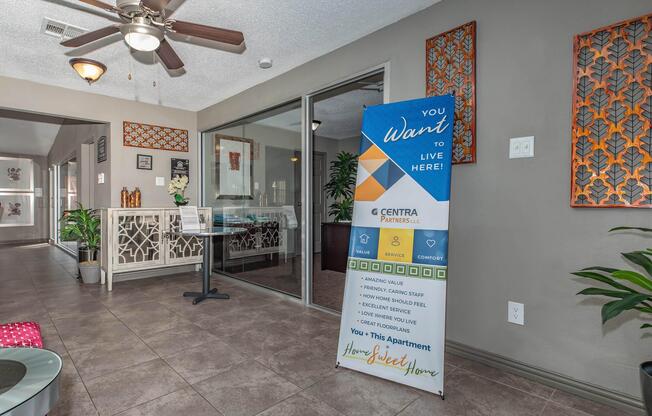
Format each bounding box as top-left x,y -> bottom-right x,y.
573,227 -> 652,329
60,203 -> 101,254
325,151 -> 358,222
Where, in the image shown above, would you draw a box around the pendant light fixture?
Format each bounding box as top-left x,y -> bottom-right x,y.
69,58 -> 107,85
312,120 -> 322,131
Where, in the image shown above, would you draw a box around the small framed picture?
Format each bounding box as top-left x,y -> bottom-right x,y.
171,158 -> 189,180
136,154 -> 152,170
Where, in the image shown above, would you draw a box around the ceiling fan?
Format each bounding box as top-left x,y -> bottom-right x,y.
59,0 -> 245,70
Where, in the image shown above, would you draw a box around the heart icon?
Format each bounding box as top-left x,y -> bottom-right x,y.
426,239 -> 436,248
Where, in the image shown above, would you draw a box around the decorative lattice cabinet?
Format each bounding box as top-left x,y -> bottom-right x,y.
100,208 -> 211,291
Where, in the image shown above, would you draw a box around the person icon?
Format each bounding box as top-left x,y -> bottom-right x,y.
391,236 -> 400,246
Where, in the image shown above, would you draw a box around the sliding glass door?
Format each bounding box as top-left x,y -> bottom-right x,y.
202,101 -> 303,297
54,157 -> 78,254
308,71 -> 384,311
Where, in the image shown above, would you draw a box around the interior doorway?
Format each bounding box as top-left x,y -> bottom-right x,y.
309,70 -> 385,312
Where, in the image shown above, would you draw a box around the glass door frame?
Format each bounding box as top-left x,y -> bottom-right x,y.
53,154 -> 78,256
199,62 -> 389,309
302,64 -> 389,312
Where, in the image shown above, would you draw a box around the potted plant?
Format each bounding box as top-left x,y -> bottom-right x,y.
60,204 -> 101,284
572,226 -> 652,415
321,151 -> 357,273
168,175 -> 189,206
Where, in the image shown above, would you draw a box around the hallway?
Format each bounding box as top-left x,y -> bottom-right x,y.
0,244 -> 627,416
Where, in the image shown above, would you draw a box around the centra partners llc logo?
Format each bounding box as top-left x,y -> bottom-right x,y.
371,207 -> 419,224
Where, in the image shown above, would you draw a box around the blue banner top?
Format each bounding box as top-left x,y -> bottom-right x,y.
360,95 -> 455,202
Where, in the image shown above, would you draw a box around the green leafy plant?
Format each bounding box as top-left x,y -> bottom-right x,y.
325,151 -> 358,222
573,227 -> 652,329
59,203 -> 101,253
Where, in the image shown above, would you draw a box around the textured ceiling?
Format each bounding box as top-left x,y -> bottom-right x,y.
0,0 -> 438,111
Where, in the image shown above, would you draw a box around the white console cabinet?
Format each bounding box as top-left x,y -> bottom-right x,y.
100,207 -> 211,291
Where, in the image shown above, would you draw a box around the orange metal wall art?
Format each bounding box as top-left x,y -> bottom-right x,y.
123,121 -> 189,152
571,13 -> 652,207
426,21 -> 476,164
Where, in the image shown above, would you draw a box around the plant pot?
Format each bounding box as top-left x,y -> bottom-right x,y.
175,200 -> 189,207
641,362 -> 652,416
321,222 -> 351,273
79,261 -> 100,284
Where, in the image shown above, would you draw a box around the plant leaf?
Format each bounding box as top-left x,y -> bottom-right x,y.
581,266 -> 619,273
611,270 -> 652,291
641,324 -> 652,329
610,226 -> 652,232
622,251 -> 652,277
601,293 -> 649,323
571,271 -> 635,292
576,287 -> 633,298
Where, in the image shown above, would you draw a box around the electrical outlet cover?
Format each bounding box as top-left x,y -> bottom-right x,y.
155,177 -> 165,186
508,301 -> 525,325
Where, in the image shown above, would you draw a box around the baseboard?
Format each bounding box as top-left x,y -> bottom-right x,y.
0,238 -> 48,246
446,340 -> 645,415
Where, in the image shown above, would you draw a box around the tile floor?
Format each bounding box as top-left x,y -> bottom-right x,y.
0,243 -> 634,416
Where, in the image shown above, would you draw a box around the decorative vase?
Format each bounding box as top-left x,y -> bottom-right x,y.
641,362 -> 652,416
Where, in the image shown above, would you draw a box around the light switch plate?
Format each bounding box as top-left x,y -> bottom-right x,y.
508,301 -> 525,325
156,177 -> 165,186
509,136 -> 535,159
97,173 -> 105,184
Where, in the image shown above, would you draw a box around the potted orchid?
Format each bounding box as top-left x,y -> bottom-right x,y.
168,175 -> 189,206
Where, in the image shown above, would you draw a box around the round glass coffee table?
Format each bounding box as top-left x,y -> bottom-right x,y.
0,348 -> 62,416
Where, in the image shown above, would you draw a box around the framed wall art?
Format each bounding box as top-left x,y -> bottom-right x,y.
571,13 -> 652,207
97,135 -> 107,163
123,121 -> 189,152
0,157 -> 33,192
215,134 -> 253,199
426,21 -> 476,164
0,193 -> 34,227
136,154 -> 152,170
171,158 -> 189,180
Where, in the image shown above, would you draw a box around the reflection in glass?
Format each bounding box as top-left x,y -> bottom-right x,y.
203,101 -> 303,297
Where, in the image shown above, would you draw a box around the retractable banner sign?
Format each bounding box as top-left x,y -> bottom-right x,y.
336,95 -> 454,395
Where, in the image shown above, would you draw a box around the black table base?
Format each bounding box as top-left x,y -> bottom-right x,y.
183,288 -> 230,305
185,234 -> 230,305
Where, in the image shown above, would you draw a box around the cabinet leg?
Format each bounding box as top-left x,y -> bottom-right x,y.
100,269 -> 106,285
107,272 -> 113,291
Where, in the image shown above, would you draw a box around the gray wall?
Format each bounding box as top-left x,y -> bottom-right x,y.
0,152 -> 48,243
0,76 -> 198,209
48,122 -> 111,208
198,0 -> 652,399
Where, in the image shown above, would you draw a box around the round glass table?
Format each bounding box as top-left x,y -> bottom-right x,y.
0,348 -> 62,416
167,227 -> 246,305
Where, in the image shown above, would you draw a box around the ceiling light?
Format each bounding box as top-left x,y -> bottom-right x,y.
258,57 -> 273,69
312,120 -> 322,131
120,17 -> 163,52
290,156 -> 299,162
69,58 -> 107,84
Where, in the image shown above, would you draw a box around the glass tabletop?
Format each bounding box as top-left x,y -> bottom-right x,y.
168,226 -> 247,237
0,348 -> 62,415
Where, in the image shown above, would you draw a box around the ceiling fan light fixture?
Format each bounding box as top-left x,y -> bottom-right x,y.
121,18 -> 163,52
69,58 -> 107,84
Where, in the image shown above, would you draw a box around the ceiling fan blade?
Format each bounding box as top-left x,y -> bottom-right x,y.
156,39 -> 184,70
141,0 -> 171,12
60,25 -> 120,47
168,20 -> 244,45
78,0 -> 120,12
